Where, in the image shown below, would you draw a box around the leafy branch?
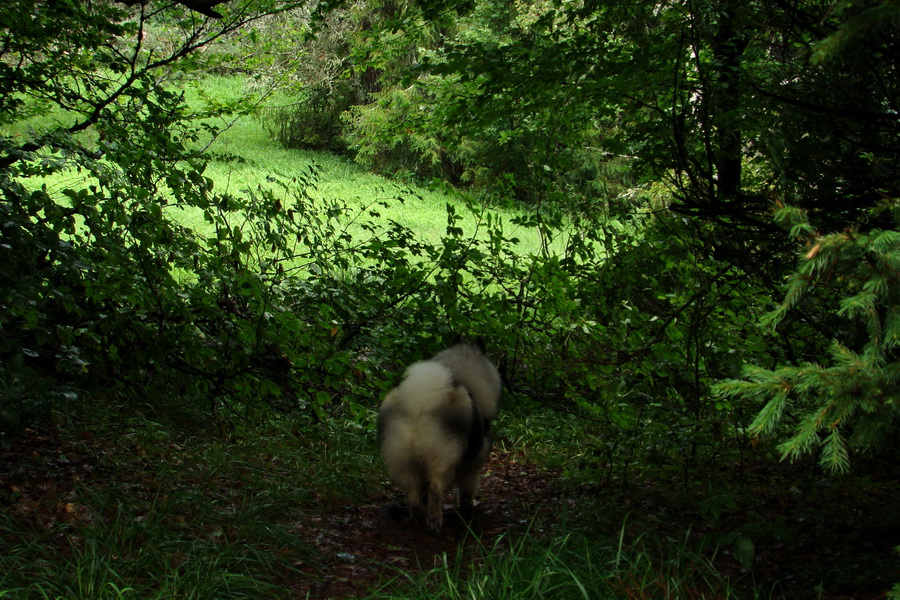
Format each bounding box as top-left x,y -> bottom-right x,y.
716,200 -> 900,472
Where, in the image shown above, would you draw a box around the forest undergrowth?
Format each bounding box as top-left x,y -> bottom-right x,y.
1,399 -> 897,600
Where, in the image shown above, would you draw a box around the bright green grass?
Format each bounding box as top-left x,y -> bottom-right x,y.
180,75 -> 571,256
3,74 -> 579,259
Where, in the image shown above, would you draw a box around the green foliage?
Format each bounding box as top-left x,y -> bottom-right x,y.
250,0 -> 900,484
343,83 -> 451,179
812,1 -> 900,65
262,16 -> 890,482
341,0 -> 634,205
268,80 -> 366,152
261,7 -> 373,153
309,0 -> 900,243
315,0 -> 900,481
3,0 -> 897,491
716,201 -> 900,473
370,525 -> 745,600
0,0 -> 375,438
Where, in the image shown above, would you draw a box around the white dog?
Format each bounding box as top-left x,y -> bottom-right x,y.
378,342 -> 501,533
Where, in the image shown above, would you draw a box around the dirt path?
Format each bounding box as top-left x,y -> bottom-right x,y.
289,452 -> 564,598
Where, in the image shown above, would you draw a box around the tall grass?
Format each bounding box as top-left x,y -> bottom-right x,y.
368,523 -> 756,600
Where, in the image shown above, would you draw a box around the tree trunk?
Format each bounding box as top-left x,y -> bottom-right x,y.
713,1 -> 747,199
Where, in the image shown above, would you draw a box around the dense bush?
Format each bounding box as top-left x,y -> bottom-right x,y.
267,80 -> 367,152
0,0 -> 333,440
261,6 -> 374,153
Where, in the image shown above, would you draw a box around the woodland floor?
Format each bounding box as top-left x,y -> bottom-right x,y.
287,451 -> 900,600
2,427 -> 898,599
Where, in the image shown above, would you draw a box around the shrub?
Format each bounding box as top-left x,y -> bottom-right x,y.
0,1 -> 386,436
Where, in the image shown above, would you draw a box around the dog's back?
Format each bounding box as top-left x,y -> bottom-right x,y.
378,343 -> 501,533
377,361 -> 471,495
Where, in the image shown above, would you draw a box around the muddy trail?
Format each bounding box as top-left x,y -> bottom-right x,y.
288,452 -> 566,598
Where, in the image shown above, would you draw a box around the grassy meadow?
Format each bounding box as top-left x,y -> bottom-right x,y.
185,77 -> 458,235
198,76 -> 588,260
5,74 -> 579,280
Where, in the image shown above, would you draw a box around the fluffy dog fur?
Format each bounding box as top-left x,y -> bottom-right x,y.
378,342 -> 501,533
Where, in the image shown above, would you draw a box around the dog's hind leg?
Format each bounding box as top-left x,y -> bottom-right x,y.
425,470 -> 455,533
456,465 -> 482,519
457,410 -> 491,520
406,479 -> 428,524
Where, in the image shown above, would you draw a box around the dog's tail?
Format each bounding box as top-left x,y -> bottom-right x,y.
384,361 -> 467,414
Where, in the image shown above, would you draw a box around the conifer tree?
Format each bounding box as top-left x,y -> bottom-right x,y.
716,201 -> 900,472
